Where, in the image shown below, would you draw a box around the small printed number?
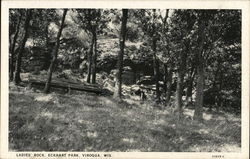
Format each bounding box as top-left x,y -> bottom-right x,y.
212,155 -> 224,158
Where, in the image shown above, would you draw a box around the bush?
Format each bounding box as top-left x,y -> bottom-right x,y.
126,25 -> 140,42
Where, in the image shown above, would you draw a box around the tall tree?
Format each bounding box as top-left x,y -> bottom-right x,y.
44,9 -> 68,93
174,43 -> 187,119
193,10 -> 241,119
91,31 -> 97,84
9,10 -> 22,81
159,9 -> 173,106
169,10 -> 196,118
113,9 -> 128,99
91,10 -> 101,84
13,9 -> 32,85
87,32 -> 94,83
85,9 -> 95,83
193,12 -> 206,121
75,9 -> 101,84
87,31 -> 95,83
152,9 -> 161,102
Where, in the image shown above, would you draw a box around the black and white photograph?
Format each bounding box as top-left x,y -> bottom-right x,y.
1,0 -> 249,159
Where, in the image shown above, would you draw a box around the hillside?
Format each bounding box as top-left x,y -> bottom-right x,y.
9,82 -> 241,152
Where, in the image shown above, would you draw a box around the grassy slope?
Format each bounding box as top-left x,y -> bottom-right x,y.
9,83 -> 241,152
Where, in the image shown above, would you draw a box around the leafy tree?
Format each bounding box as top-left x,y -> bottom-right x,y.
9,9 -> 23,81
159,9 -> 174,105
13,9 -> 32,85
167,10 -> 196,118
113,9 -> 128,99
75,9 -> 102,84
192,10 -> 241,120
193,11 -> 206,121
44,9 -> 68,93
203,10 -> 241,113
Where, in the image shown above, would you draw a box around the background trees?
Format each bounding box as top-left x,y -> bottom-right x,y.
74,9 -> 106,84
9,9 -> 241,120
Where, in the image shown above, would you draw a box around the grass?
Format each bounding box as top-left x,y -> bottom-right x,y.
9,83 -> 241,152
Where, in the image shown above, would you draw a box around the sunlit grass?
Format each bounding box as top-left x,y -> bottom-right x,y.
9,83 -> 241,152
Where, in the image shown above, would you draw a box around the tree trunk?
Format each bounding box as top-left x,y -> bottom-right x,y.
87,34 -> 94,83
185,67 -> 195,106
175,66 -> 184,119
113,9 -> 128,99
10,12 -> 22,81
152,9 -> 160,102
152,40 -> 160,102
194,19 -> 206,121
175,50 -> 187,119
165,66 -> 173,106
186,79 -> 193,105
13,10 -> 32,85
44,9 -> 67,93
162,10 -> 171,105
209,62 -> 220,111
164,64 -> 168,95
43,16 -> 51,70
216,72 -> 223,111
194,61 -> 204,120
91,30 -> 97,84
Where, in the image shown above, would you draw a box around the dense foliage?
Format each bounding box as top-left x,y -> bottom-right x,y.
9,9 -> 241,119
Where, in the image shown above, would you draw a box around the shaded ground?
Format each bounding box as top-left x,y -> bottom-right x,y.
9,83 -> 241,152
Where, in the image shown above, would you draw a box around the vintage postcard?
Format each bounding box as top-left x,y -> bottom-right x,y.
1,0 -> 249,159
